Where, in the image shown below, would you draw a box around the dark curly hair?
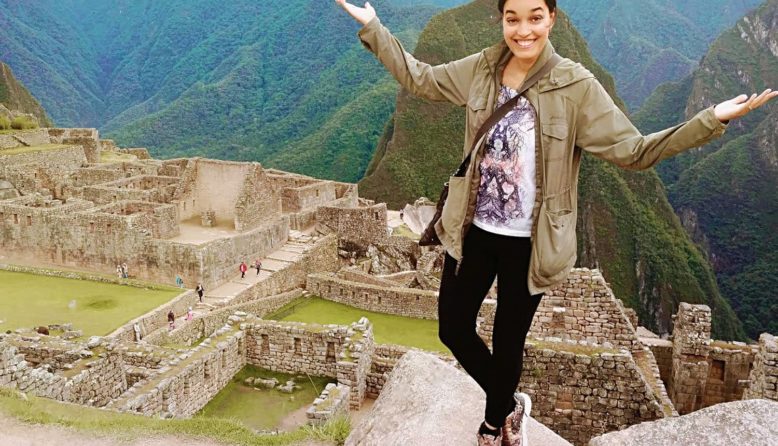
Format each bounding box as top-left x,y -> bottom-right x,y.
498,0 -> 557,13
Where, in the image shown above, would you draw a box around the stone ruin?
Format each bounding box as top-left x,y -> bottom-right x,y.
0,127 -> 776,445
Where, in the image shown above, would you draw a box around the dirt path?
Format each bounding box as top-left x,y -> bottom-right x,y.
0,413 -> 329,446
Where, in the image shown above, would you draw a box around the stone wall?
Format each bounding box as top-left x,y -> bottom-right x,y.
366,344 -> 454,398
668,303 -> 711,414
223,234 -> 339,306
282,181 -> 337,212
245,317 -> 374,409
144,290 -> 304,347
0,339 -> 128,407
113,329 -> 247,417
82,175 -> 179,205
234,164 -> 282,231
527,269 -> 642,351
306,383 -> 351,425
642,337 -> 673,384
108,290 -> 199,343
316,202 -> 387,247
307,273 -> 438,320
47,128 -> 101,163
0,145 -> 86,179
744,333 -> 778,401
519,339 -> 666,446
703,342 -> 755,407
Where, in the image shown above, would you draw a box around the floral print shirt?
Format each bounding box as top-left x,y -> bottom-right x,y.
472,84 -> 536,237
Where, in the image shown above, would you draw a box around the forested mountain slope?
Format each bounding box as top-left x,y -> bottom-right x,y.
634,0 -> 778,338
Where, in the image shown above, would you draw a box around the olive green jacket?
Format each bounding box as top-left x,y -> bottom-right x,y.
358,17 -> 727,295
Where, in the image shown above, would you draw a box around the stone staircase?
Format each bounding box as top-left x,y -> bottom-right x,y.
198,231 -> 318,309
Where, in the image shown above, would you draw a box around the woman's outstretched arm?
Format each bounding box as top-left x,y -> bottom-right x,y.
335,0 -> 479,107
575,79 -> 777,170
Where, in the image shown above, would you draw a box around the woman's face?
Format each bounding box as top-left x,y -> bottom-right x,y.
502,0 -> 556,65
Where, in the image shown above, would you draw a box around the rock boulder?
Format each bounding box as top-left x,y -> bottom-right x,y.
588,399 -> 778,446
346,350 -> 572,446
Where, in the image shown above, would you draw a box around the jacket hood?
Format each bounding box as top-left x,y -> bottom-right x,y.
482,40 -> 594,90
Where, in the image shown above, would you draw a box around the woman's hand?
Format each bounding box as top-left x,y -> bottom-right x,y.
335,0 -> 377,26
714,88 -> 778,122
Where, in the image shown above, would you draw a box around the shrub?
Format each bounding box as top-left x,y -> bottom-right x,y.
0,116 -> 10,130
10,115 -> 37,130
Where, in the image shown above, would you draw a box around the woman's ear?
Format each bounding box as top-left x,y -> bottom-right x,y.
549,11 -> 556,29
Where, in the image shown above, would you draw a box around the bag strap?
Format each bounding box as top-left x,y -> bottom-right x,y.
453,53 -> 563,176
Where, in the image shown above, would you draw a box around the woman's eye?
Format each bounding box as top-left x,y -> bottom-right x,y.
531,16 -> 543,22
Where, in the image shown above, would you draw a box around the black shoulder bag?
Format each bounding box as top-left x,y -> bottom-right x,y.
418,53 -> 562,246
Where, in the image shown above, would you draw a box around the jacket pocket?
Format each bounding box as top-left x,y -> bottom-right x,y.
541,122 -> 569,161
536,191 -> 577,279
440,176 -> 469,236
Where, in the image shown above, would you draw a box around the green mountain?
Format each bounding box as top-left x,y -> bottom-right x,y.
634,0 -> 778,339
0,0 -> 468,182
561,0 -> 762,110
0,62 -> 52,127
359,0 -> 744,340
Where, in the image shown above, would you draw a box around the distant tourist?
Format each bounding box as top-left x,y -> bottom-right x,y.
196,283 -> 205,302
133,322 -> 142,341
239,261 -> 248,279
121,262 -> 129,279
255,258 -> 262,276
186,307 -> 194,321
116,264 -> 123,278
175,275 -> 184,288
167,310 -> 175,330
337,0 -> 777,444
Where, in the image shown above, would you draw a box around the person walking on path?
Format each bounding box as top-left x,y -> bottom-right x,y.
255,258 -> 262,276
239,261 -> 248,279
175,275 -> 184,288
196,283 -> 205,303
336,0 -> 776,444
167,310 -> 175,331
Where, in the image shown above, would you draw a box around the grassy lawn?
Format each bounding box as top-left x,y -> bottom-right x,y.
0,270 -> 181,336
100,151 -> 137,163
197,365 -> 334,432
0,388 -> 349,445
0,143 -> 71,155
269,297 -> 449,353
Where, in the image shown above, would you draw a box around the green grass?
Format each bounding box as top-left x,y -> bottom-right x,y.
196,365 -> 334,432
0,270 -> 181,336
0,144 -> 70,155
100,151 -> 137,163
0,388 -> 349,445
270,297 -> 449,353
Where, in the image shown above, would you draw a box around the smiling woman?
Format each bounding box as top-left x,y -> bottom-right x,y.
0,270 -> 180,336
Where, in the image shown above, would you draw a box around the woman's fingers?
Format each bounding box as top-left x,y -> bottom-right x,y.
335,0 -> 377,26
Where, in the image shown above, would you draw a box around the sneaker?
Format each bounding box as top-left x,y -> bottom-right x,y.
477,422 -> 503,446
501,392 -> 532,446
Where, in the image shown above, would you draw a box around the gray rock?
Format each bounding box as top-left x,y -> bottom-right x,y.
346,350 -> 571,446
588,399 -> 778,446
86,336 -> 102,349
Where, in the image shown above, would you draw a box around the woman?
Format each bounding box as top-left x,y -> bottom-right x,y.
336,0 -> 776,444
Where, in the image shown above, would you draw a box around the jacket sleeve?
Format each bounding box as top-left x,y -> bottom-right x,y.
357,16 -> 478,107
575,79 -> 727,170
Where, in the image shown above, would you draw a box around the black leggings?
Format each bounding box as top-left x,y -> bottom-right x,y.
438,225 -> 543,427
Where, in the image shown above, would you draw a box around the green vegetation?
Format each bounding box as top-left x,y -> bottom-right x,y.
0,388 -> 349,445
197,365 -> 334,432
0,62 -> 52,127
562,0 -> 761,110
0,0 -> 469,182
633,0 -> 778,339
10,115 -> 37,130
0,270 -> 181,336
0,144 -> 70,155
0,116 -> 10,130
269,297 -> 449,353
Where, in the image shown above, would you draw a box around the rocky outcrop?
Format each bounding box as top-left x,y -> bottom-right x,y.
345,350 -> 572,446
588,399 -> 778,446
